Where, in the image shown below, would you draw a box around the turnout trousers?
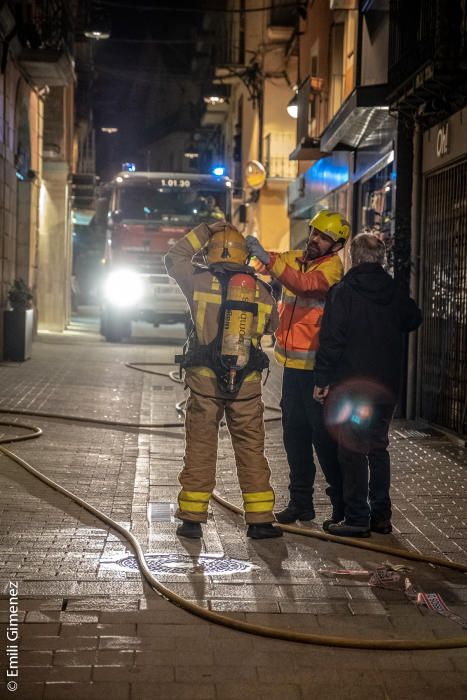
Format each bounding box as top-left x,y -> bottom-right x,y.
177,388 -> 275,524
281,367 -> 344,518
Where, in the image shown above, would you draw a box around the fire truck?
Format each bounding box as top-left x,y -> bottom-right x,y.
99,171 -> 232,342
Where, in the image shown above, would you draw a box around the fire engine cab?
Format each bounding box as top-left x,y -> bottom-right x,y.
99,171 -> 232,342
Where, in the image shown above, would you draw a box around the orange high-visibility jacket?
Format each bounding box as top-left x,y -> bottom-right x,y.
265,250 -> 343,370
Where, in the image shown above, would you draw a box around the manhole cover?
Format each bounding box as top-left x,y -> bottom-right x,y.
114,554 -> 255,575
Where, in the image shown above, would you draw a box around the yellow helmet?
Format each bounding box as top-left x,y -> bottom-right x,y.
207,224 -> 248,265
309,210 -> 351,243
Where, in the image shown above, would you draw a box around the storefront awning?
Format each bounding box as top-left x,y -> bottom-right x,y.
320,85 -> 393,152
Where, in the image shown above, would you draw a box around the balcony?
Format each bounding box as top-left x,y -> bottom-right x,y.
263,132 -> 297,180
17,0 -> 75,87
289,76 -> 329,161
388,0 -> 467,109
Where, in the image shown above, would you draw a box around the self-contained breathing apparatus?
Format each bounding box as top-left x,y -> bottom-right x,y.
176,266 -> 270,394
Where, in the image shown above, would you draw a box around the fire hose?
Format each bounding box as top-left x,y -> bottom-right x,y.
1,362 -> 467,650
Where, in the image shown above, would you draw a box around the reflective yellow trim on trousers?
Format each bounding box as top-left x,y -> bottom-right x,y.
178,490 -> 211,513
243,490 -> 275,512
186,230 -> 203,251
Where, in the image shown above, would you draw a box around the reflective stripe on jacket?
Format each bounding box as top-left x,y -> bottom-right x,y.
165,224 -> 278,398
266,250 -> 343,370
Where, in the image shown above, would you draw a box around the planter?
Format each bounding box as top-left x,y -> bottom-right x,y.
3,309 -> 33,361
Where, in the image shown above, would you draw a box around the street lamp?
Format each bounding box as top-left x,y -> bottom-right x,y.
287,94 -> 298,119
84,2 -> 111,40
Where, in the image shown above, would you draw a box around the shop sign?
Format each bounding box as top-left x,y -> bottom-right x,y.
436,124 -> 449,158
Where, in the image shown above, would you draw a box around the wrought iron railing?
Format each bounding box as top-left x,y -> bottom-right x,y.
388,0 -> 467,90
263,131 -> 297,179
17,0 -> 73,52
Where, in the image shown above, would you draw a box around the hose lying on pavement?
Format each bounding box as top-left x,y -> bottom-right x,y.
1,362 -> 467,650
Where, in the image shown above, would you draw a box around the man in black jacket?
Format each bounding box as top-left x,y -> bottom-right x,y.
313,233 -> 422,537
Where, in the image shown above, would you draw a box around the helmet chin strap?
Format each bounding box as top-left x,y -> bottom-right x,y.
221,230 -> 230,259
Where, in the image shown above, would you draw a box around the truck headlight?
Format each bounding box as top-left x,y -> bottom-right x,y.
103,270 -> 143,307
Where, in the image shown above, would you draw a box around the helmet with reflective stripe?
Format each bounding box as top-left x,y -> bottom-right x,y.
309,210 -> 351,243
207,224 -> 248,265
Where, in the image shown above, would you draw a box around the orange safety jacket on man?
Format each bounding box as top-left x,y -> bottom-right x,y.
263,250 -> 343,370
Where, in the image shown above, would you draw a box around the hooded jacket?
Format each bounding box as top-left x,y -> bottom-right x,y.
314,263 -> 422,398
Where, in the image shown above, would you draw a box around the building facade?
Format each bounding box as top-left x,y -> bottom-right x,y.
203,0 -> 298,251
388,0 -> 467,436
0,0 -> 81,357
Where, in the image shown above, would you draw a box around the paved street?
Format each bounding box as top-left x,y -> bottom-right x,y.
1,313 -> 467,700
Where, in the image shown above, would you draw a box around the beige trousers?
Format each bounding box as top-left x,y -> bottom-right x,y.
177,389 -> 275,524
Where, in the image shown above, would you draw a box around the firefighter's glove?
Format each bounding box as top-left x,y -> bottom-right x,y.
207,220 -> 228,235
246,235 -> 270,265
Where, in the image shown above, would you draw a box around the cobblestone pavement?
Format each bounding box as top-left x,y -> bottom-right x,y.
1,313 -> 467,699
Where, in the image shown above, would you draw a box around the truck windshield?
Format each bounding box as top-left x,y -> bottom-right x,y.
117,186 -> 227,223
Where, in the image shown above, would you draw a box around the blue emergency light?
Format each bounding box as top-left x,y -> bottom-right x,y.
212,165 -> 225,177
122,162 -> 136,172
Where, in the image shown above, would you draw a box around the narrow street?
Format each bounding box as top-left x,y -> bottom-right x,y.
1,316 -> 466,700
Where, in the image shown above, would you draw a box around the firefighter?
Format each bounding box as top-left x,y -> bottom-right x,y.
164,220 -> 282,539
197,194 -> 224,221
246,210 -> 350,527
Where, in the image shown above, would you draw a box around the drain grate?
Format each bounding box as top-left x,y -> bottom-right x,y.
393,429 -> 432,439
114,554 -> 255,575
148,502 -> 177,523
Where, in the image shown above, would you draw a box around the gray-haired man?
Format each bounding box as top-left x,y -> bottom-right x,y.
313,233 -> 422,537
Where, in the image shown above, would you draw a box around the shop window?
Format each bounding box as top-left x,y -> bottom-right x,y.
360,163 -> 395,268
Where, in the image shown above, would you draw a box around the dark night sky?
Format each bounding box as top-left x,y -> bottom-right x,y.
92,0 -> 208,179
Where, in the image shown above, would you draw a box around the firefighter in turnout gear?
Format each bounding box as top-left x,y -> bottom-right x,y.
165,221 -> 281,540
246,210 -> 350,528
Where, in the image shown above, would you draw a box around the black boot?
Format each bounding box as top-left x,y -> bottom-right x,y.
322,517 -> 339,532
370,518 -> 392,534
327,520 -> 370,538
323,508 -> 345,532
247,523 -> 283,539
176,520 -> 202,539
275,504 -> 315,524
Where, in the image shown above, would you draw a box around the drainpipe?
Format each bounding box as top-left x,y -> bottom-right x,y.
258,84 -> 264,163
406,112 -> 423,419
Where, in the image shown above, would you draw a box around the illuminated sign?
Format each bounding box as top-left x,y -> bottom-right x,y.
304,153 -> 350,203
436,124 -> 449,158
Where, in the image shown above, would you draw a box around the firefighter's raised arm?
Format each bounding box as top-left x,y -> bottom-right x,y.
266,251 -> 342,297
246,235 -> 342,298
164,222 -> 215,298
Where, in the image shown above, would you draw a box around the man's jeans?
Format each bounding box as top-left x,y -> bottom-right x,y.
281,368 -> 344,516
338,402 -> 395,526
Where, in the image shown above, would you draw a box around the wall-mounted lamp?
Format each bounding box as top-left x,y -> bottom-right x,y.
203,84 -> 230,106
287,94 -> 298,119
84,3 -> 111,40
203,95 -> 226,106
101,127 -> 118,134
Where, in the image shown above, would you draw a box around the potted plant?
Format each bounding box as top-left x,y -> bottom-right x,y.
3,279 -> 34,361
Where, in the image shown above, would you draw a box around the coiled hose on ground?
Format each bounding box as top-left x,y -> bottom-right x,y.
1,361 -> 466,650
